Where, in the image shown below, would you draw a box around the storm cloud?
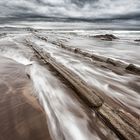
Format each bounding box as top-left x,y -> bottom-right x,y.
0,0 -> 140,24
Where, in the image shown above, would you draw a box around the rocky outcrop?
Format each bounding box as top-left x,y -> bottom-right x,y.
26,41 -> 140,140
134,39 -> 140,42
0,33 -> 7,37
126,64 -> 140,74
93,34 -> 119,41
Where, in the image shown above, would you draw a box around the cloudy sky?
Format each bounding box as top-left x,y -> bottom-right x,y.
0,0 -> 140,26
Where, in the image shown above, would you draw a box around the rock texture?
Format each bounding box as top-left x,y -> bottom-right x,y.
93,34 -> 119,41
134,39 -> 140,42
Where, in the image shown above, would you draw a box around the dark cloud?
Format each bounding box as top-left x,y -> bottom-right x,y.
70,0 -> 98,7
0,0 -> 140,26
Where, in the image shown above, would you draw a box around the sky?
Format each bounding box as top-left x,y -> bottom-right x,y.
0,0 -> 140,28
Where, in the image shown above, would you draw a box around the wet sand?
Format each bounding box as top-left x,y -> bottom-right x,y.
0,56 -> 52,140
0,29 -> 140,140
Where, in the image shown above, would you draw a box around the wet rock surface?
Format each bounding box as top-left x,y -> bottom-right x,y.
134,39 -> 140,42
126,64 -> 140,74
93,34 -> 119,41
0,29 -> 140,140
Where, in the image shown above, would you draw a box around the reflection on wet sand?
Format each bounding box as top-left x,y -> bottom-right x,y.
0,56 -> 52,140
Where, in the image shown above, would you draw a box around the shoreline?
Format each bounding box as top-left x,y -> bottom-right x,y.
0,56 -> 52,140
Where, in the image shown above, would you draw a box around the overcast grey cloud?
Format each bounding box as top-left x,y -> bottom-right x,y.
0,0 -> 140,24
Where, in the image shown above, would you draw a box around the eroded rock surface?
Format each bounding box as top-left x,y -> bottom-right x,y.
93,34 -> 119,41
134,39 -> 140,42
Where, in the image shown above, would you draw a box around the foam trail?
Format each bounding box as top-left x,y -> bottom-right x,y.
0,49 -> 32,65
29,63 -> 101,140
